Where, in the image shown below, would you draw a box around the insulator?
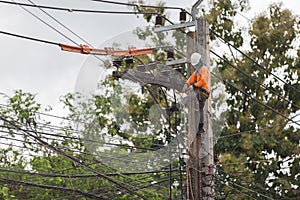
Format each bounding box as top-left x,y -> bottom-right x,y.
167,50 -> 174,61
124,56 -> 134,65
155,15 -> 162,27
112,59 -> 122,68
174,67 -> 182,73
180,10 -> 186,23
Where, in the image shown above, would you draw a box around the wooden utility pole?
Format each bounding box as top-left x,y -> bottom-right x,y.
186,17 -> 214,200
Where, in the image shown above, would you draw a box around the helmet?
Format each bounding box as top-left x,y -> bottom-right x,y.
190,52 -> 201,66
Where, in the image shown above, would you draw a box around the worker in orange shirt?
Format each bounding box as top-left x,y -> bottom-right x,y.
167,52 -> 210,134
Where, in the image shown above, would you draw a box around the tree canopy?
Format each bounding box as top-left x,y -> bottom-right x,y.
0,0 -> 299,199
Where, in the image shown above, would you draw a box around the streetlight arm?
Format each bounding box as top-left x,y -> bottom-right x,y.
191,0 -> 204,20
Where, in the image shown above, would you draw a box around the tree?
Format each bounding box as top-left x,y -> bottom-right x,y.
128,0 -> 300,198
1,0 -> 299,199
0,90 -> 176,199
209,2 -> 300,199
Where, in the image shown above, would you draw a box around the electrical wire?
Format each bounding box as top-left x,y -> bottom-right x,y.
12,0 -> 79,45
0,123 -> 181,154
25,0 -> 106,64
210,28 -> 300,96
0,122 -> 183,195
0,177 -> 107,200
27,0 -> 93,48
215,0 -> 251,22
0,116 -> 149,199
0,113 -> 183,198
211,71 -> 300,127
216,177 -> 258,199
211,49 -> 300,111
0,30 -> 59,46
91,0 -> 189,11
0,128 -> 178,168
218,119 -> 299,139
0,141 -> 160,194
0,0 -> 158,15
0,167 -> 178,179
216,174 -> 275,200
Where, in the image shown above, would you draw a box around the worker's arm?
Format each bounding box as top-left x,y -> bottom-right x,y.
192,67 -> 210,92
186,71 -> 197,85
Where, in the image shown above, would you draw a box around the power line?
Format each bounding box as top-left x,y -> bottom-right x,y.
211,71 -> 300,127
27,0 -> 94,47
0,129 -> 171,168
12,0 -> 79,45
0,118 -> 180,198
0,125 -> 181,197
218,119 -> 299,139
91,0 -> 193,19
217,178 -> 258,199
210,28 -> 300,96
216,175 -> 274,200
0,116 -> 149,199
0,123 -> 181,154
1,91 -> 180,153
215,0 -> 251,22
91,0 -> 187,11
0,0 -> 158,15
0,30 -> 59,46
25,0 -> 106,64
0,167 -> 179,178
0,178 -> 106,200
211,49 -> 300,111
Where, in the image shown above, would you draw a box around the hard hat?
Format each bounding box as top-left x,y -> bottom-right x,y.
190,52 -> 201,66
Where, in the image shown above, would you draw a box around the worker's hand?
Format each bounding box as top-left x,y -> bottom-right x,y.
182,83 -> 189,93
193,84 -> 197,90
182,83 -> 193,93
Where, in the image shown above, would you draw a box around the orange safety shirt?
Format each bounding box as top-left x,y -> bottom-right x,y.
186,66 -> 210,93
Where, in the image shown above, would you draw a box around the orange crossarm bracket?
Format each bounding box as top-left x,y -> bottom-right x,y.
59,44 -> 154,56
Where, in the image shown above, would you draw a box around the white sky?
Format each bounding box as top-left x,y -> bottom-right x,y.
0,0 -> 299,117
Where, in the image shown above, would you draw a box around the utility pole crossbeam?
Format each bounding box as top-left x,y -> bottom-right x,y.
154,21 -> 196,33
112,64 -> 185,92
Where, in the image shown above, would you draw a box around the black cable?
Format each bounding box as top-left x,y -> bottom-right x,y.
25,0 -> 106,64
216,177 -> 258,199
210,49 -> 300,110
215,0 -> 251,21
1,117 -> 180,198
0,0 -> 158,15
211,72 -> 300,127
12,0 -> 79,45
171,89 -> 184,200
219,119 -> 299,139
0,167 -> 179,178
0,128 -> 180,168
210,28 -> 300,95
27,0 -> 93,47
0,116 -> 148,200
216,174 -> 274,199
0,94 -> 184,155
0,178 -> 106,200
0,30 -> 59,46
0,123 -> 181,153
91,0 -> 189,11
0,139 -> 170,189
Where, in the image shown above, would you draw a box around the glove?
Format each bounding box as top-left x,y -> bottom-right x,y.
182,83 -> 193,93
182,83 -> 190,93
192,84 -> 197,90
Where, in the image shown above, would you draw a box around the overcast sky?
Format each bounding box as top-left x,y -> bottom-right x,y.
0,0 -> 299,117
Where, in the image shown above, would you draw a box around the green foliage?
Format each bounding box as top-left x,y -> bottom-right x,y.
1,0 -> 300,199
214,2 -> 300,199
